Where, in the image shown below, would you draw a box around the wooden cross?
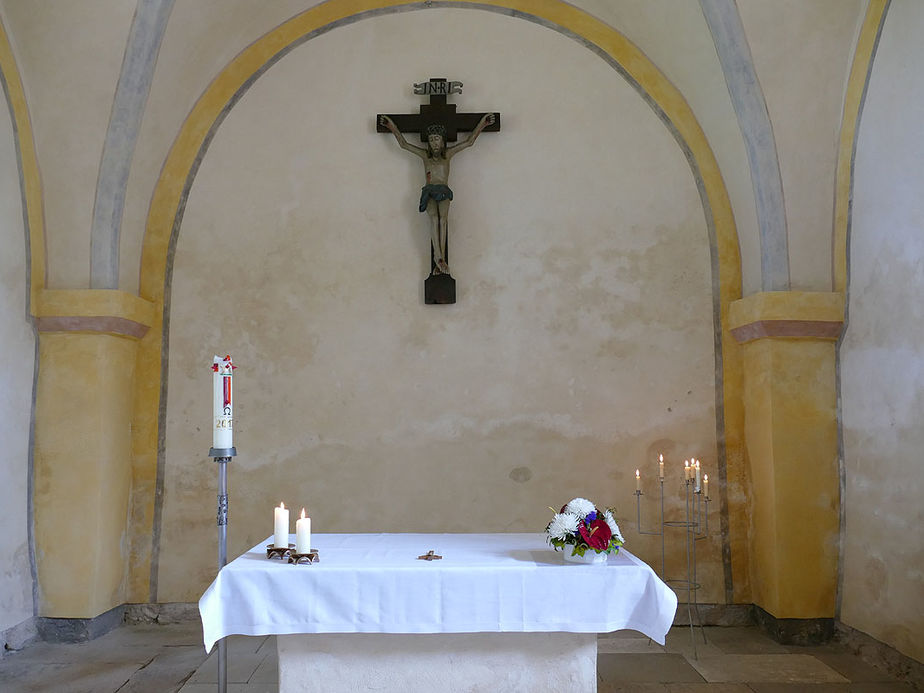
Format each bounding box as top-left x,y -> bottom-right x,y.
376,77 -> 500,142
376,78 -> 501,304
417,550 -> 442,561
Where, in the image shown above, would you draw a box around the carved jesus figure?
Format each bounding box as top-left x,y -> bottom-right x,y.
379,113 -> 495,275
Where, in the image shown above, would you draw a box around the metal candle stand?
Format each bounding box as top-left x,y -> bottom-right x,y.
635,476 -> 710,658
209,446 -> 236,693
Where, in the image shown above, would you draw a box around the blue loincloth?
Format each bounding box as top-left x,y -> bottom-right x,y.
419,184 -> 453,212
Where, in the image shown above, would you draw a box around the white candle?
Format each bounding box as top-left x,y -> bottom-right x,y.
635,469 -> 641,492
212,355 -> 234,450
695,459 -> 701,491
296,508 -> 312,554
703,474 -> 709,498
274,502 -> 289,548
684,460 -> 690,480
658,453 -> 664,480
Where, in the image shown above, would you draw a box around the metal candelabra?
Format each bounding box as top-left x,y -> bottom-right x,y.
209,446 -> 236,693
635,474 -> 710,658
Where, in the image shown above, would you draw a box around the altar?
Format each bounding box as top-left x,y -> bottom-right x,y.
199,533 -> 677,692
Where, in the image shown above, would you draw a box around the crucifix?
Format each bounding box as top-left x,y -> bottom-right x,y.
377,78 -> 501,304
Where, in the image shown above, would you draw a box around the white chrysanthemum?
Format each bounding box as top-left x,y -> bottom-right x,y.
604,510 -> 624,543
547,512 -> 580,540
565,497 -> 595,518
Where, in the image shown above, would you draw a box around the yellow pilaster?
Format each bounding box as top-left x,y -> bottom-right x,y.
730,292 -> 843,618
32,291 -> 154,617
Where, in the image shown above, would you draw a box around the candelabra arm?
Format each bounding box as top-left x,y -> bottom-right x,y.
634,489 -> 664,537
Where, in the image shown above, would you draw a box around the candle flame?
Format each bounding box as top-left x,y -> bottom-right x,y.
684,460 -> 689,467
635,469 -> 640,478
659,453 -> 663,462
704,474 -> 708,482
695,459 -> 700,469
279,502 -> 285,509
300,508 -> 306,519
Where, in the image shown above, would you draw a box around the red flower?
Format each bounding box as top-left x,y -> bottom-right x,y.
579,518 -> 612,551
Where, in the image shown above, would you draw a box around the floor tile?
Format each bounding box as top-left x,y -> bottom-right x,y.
4,640 -> 153,666
811,653 -> 902,683
102,622 -> 204,649
255,635 -> 276,658
0,660 -> 141,693
664,628 -> 726,659
664,685 -> 753,693
599,637 -> 667,654
597,683 -> 668,693
599,631 -> 666,654
745,685 -> 850,693
690,655 -> 850,683
185,647 -> 263,684
248,652 -> 279,683
748,683 -> 915,692
114,645 -> 208,692
598,653 -> 706,683
698,627 -> 790,655
179,685 -> 278,693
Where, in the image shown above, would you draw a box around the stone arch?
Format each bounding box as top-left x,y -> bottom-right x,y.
134,0 -> 746,601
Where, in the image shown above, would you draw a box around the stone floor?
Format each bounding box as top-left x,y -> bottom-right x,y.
0,623 -> 916,692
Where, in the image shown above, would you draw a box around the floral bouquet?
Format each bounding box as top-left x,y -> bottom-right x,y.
546,498 -> 624,558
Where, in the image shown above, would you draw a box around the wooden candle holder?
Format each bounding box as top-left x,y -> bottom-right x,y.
266,543 -> 295,560
288,549 -> 320,565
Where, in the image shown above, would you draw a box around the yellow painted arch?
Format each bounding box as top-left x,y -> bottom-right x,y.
133,0 -> 747,601
834,0 -> 890,294
0,15 -> 46,307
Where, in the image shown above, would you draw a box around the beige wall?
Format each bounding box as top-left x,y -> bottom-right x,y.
0,0 -> 133,289
157,8 -> 723,602
737,0 -> 863,292
580,0 -> 761,296
120,0 -> 760,297
840,0 -> 924,664
0,75 -> 35,633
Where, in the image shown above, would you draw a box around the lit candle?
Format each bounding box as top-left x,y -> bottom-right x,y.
703,474 -> 709,498
211,355 -> 234,450
296,508 -> 312,554
658,453 -> 664,480
695,459 -> 701,491
684,460 -> 690,480
274,502 -> 289,548
635,468 -> 641,492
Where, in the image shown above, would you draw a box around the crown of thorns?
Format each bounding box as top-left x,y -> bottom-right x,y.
426,123 -> 447,137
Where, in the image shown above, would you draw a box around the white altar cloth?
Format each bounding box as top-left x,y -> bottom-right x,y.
199,533 -> 676,652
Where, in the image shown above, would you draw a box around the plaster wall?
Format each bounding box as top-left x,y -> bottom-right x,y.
736,0 -> 864,291
840,0 -> 924,664
120,0 -> 324,294
0,65 -> 35,634
0,0 -> 134,289
578,0 -> 759,296
119,0 -> 757,296
157,10 -> 722,603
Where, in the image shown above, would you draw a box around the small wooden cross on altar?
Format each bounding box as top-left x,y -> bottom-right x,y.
377,78 -> 500,304
417,549 -> 443,561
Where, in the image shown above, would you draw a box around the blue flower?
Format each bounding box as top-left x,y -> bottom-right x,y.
585,510 -> 597,523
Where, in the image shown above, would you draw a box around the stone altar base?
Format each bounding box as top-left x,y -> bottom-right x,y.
278,631 -> 597,692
